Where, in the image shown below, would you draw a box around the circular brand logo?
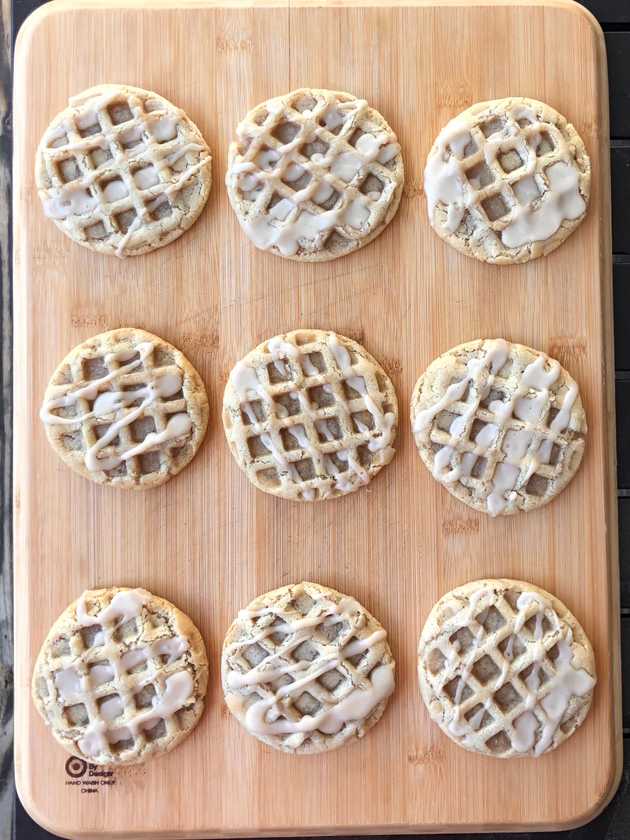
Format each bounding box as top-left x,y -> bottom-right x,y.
65,756 -> 88,778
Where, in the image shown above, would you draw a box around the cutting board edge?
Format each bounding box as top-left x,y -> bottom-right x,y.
11,0 -> 612,35
11,0 -> 622,836
590,0 -> 625,822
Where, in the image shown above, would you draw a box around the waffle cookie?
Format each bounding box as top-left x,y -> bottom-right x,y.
222,329 -> 398,501
226,88 -> 404,261
222,581 -> 395,754
423,97 -> 590,264
32,587 -> 208,766
418,579 -> 596,758
36,84 -> 212,257
39,328 -> 208,489
410,339 -> 586,515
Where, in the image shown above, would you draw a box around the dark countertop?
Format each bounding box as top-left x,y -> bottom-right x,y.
3,0 -> 630,837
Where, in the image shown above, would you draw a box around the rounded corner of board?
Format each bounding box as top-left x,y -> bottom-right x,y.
552,0 -> 606,49
552,749 -> 624,833
14,1 -> 68,69
15,771 -> 76,840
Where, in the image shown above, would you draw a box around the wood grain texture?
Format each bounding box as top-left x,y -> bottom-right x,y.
12,0 -> 621,837
1,0 -> 14,836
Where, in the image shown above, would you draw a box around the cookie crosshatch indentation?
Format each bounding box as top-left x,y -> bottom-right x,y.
32,588 -> 209,766
222,329 -> 398,501
226,88 -> 404,261
222,581 -> 395,754
411,338 -> 586,516
39,328 -> 209,489
36,84 -> 212,257
424,97 -> 591,264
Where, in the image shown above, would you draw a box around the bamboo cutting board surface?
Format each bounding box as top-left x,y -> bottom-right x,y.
13,0 -> 621,837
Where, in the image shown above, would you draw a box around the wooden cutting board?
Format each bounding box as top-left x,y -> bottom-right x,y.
13,0 -> 621,836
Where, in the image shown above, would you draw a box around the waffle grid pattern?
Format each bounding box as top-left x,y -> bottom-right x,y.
227,89 -> 402,257
223,331 -> 397,500
412,341 -> 585,513
441,107 -> 569,234
222,582 -> 392,753
44,334 -> 195,486
419,584 -> 593,757
37,85 -> 211,256
34,597 -> 193,764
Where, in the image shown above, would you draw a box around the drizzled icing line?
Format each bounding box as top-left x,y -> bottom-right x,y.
223,583 -> 394,750
33,588 -> 200,764
224,330 -> 397,500
423,98 -> 589,260
226,89 -> 403,257
411,339 -> 585,515
419,581 -> 596,758
40,338 -> 194,475
36,84 -> 211,257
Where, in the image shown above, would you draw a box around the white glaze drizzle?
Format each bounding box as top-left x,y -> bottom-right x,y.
134,165 -> 159,189
77,670 -> 193,758
151,636 -> 188,663
99,694 -> 124,721
231,361 -> 269,402
436,587 -> 595,755
242,664 -> 394,737
40,342 -> 192,473
267,335 -> 300,377
301,354 -> 320,376
40,86 -> 210,256
327,334 -> 396,459
511,710 -> 538,752
43,181 -> 99,219
57,588 -> 194,759
414,339 -> 508,433
447,622 -> 484,736
118,413 -> 191,464
226,90 -> 401,256
502,161 -> 586,248
102,179 -> 129,202
119,648 -> 148,672
76,588 -> 150,627
150,117 -> 178,143
40,341 -> 154,424
89,662 -> 116,687
533,635 -> 594,755
54,666 -> 85,702
423,104 -> 587,254
227,605 -> 346,654
227,333 -> 395,498
413,340 -> 580,515
227,592 -> 393,740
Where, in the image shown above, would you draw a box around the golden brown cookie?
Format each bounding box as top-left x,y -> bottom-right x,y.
32,587 -> 208,766
418,579 -> 596,758
222,581 -> 395,754
424,97 -> 590,263
410,339 -> 586,515
226,88 -> 404,261
40,328 -> 208,488
36,84 -> 212,257
222,329 -> 398,501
